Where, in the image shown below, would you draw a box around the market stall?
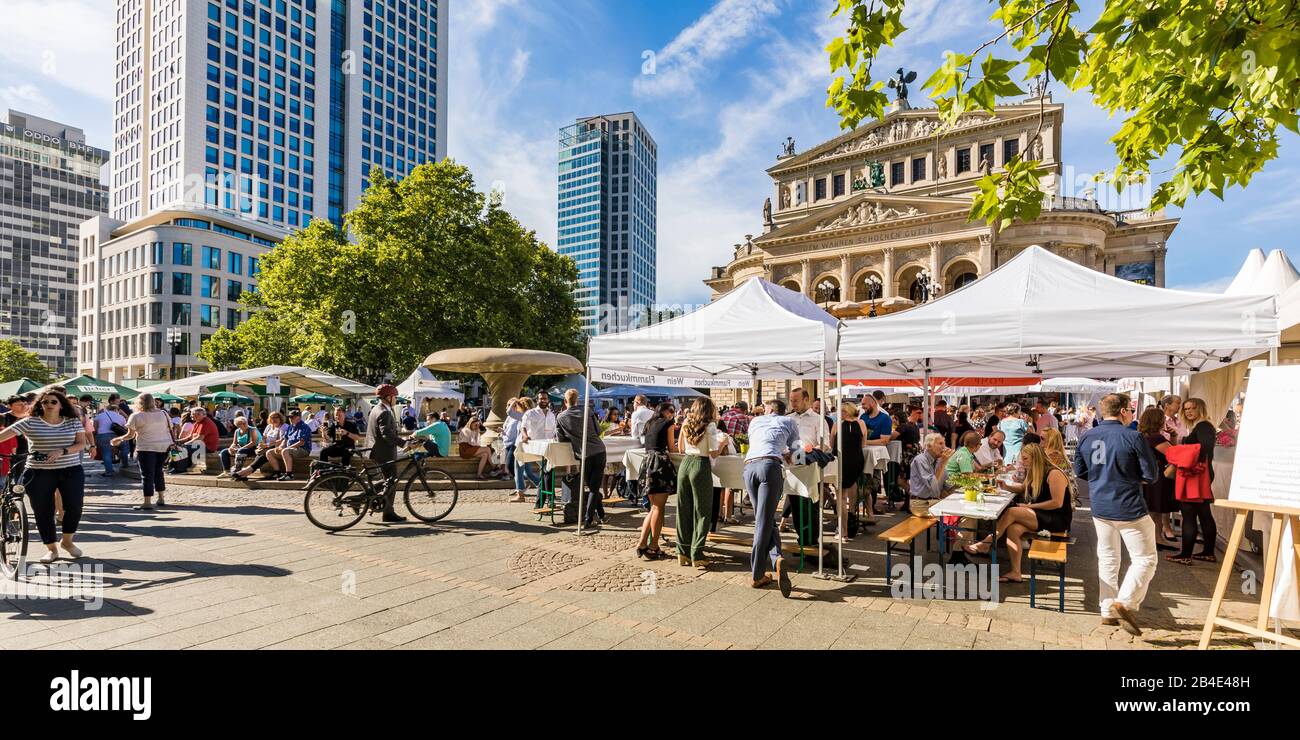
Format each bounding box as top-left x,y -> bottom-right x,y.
587,277 -> 849,576
839,246 -> 1280,437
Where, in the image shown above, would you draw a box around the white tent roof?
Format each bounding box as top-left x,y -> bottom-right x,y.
1225,248 -> 1267,295
1249,249 -> 1300,297
840,245 -> 1279,379
1030,377 -> 1118,394
588,277 -> 838,381
146,365 -> 378,399
397,367 -> 464,405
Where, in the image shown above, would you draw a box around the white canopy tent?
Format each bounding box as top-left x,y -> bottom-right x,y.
840,245 -> 1280,380
146,365 -> 378,406
396,367 -> 464,410
587,278 -> 847,576
1030,377 -> 1118,394
589,277 -> 838,385
1224,248 -> 1266,295
1191,248 -> 1300,423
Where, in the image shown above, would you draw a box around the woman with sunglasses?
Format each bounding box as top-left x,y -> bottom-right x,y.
0,391 -> 90,563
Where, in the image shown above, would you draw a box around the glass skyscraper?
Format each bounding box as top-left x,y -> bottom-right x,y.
83,0 -> 447,381
557,113 -> 657,335
111,0 -> 447,231
1,111 -> 109,376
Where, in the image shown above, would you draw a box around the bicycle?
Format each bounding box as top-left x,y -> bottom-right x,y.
301,444 -> 459,532
1,452 -> 43,580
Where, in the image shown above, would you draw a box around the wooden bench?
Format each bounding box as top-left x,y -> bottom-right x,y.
878,515 -> 937,594
1027,531 -> 1071,612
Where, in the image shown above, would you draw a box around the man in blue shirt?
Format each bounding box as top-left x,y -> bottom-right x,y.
744,398 -> 801,597
267,408 -> 315,482
1073,393 -> 1159,636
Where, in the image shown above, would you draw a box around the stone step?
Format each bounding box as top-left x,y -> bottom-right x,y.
171,473 -> 517,491
201,453 -> 490,475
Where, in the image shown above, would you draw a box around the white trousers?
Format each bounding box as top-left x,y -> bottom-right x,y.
1093,515 -> 1158,617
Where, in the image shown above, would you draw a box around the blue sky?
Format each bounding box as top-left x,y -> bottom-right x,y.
4,0 -> 1297,306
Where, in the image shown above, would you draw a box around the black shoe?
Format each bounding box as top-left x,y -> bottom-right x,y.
382,513 -> 408,523
775,558 -> 792,598
637,547 -> 649,560
1156,542 -> 1179,551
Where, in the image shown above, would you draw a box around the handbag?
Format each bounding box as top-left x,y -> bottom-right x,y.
111,422 -> 128,435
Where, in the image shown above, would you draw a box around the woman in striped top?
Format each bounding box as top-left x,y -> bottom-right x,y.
0,390 -> 90,563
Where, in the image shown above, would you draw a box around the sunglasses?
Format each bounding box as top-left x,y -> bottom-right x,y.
42,400 -> 62,406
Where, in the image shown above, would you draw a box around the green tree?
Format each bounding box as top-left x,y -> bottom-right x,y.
0,340 -> 54,384
213,161 -> 582,382
827,0 -> 1300,227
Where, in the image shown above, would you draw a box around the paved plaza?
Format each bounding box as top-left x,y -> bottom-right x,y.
0,466 -> 1284,650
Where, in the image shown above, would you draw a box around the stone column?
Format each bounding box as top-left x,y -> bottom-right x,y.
1154,244 -> 1167,287
840,254 -> 852,302
929,241 -> 943,284
800,258 -> 812,297
883,247 -> 897,299
978,233 -> 993,274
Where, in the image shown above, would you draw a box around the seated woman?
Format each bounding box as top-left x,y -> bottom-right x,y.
219,415 -> 261,477
963,443 -> 1073,583
458,415 -> 498,479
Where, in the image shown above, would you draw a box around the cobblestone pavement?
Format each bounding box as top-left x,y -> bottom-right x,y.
0,465 -> 1287,650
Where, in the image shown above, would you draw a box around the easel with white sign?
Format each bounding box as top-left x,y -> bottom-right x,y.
1198,366 -> 1300,649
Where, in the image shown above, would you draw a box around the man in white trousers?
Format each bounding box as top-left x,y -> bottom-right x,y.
1073,393 -> 1160,636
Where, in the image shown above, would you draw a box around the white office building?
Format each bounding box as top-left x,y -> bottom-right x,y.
77,209 -> 289,382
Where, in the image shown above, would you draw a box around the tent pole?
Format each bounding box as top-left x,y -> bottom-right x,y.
835,347 -> 847,580
922,360 -> 932,440
577,341 -> 592,538
817,352 -> 826,578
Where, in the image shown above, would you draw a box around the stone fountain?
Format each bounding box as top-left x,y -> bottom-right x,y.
422,348 -> 584,442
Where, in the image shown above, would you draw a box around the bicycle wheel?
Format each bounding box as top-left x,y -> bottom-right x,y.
303,472 -> 370,532
403,466 -> 458,523
0,496 -> 29,580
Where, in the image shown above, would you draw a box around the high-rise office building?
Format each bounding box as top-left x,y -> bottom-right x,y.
111,0 -> 447,230
557,112 -> 657,335
83,0 -> 447,380
1,111 -> 109,376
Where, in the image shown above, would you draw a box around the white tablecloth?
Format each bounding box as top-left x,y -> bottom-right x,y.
886,440 -> 902,463
515,437 -> 643,471
928,492 -> 1014,521
865,445 -> 891,472
622,450 -> 833,501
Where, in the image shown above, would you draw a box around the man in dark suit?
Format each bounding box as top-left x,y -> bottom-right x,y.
555,388 -> 606,529
367,384 -> 406,522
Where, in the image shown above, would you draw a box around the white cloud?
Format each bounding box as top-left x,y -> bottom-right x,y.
1241,194 -> 1300,226
446,0 -> 562,247
1170,276 -> 1233,294
0,1 -> 114,104
634,0 -> 783,98
0,84 -> 52,111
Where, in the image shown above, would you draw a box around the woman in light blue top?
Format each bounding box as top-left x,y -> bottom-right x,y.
998,402 -> 1030,464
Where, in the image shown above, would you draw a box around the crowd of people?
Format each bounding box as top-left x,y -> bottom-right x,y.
0,378 -> 1239,634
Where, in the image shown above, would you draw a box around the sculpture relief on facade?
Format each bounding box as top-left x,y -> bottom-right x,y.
812,201 -> 922,232
811,118 -> 945,163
